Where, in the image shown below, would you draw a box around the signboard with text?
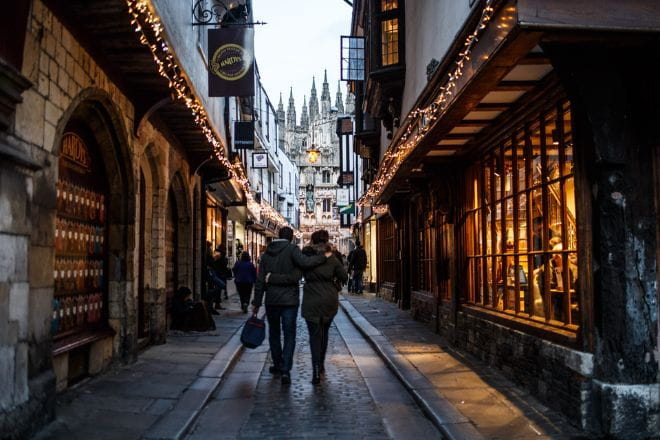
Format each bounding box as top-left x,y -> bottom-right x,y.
235,121 -> 254,149
208,28 -> 254,97
339,171 -> 354,186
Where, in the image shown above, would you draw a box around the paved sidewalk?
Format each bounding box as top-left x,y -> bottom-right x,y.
34,287 -> 247,440
341,293 -> 587,440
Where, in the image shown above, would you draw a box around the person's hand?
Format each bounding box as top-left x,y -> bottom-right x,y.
252,305 -> 259,317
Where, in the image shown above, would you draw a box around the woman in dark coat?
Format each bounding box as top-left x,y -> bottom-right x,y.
269,230 -> 347,384
232,251 -> 257,313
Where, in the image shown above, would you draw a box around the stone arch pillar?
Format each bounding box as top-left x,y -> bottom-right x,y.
167,172 -> 193,300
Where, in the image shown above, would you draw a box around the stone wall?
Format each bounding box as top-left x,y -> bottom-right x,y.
451,311 -> 593,430
0,1 -> 205,437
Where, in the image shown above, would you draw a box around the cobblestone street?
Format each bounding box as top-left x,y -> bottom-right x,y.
188,299 -> 439,439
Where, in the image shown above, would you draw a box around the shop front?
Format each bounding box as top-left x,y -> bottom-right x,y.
357,2 -> 659,436
50,93 -> 134,392
53,131 -> 114,388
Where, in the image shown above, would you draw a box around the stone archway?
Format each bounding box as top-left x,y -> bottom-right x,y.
166,172 -> 193,303
137,143 -> 167,344
52,88 -> 136,371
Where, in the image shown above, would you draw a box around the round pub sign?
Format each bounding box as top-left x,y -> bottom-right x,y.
211,43 -> 252,81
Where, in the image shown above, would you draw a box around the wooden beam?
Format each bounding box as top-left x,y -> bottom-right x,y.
458,120 -> 491,127
496,81 -> 537,91
519,0 -> 660,32
476,103 -> 511,111
445,134 -> 473,140
518,53 -> 551,65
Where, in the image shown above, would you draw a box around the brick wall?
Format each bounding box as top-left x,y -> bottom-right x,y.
451,311 -> 593,429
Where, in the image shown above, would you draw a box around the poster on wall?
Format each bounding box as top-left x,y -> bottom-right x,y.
252,152 -> 268,168
208,28 -> 254,97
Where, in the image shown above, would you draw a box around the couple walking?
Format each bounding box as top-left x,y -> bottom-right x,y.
251,227 -> 348,385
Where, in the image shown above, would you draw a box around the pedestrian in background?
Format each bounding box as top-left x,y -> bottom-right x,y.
252,227 -> 326,385
233,251 -> 257,313
351,242 -> 367,295
346,247 -> 356,293
213,247 -> 230,300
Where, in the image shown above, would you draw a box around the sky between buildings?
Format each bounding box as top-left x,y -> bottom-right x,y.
253,0 -> 352,114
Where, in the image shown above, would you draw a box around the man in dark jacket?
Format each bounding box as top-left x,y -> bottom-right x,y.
252,227 -> 326,384
350,242 -> 368,294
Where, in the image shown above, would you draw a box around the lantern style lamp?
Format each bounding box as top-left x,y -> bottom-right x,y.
306,144 -> 321,164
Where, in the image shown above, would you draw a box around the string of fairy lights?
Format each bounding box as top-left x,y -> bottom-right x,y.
359,0 -> 496,208
125,0 -> 296,232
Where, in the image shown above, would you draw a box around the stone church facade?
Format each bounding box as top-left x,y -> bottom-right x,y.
276,71 -> 355,244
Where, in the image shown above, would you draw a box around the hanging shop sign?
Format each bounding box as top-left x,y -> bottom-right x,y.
235,121 -> 254,149
338,117 -> 353,135
339,171 -> 354,186
252,152 -> 268,168
208,28 -> 255,97
336,188 -> 350,207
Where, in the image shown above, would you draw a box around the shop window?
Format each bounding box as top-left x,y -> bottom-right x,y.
413,205 -> 435,293
378,215 -> 397,284
464,101 -> 579,329
53,133 -> 108,339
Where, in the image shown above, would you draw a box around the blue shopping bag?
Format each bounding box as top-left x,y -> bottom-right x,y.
240,315 -> 265,349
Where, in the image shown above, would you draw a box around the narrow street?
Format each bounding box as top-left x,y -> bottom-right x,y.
3,1 -> 659,439
34,285 -> 442,439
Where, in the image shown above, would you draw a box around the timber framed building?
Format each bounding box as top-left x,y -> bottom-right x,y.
349,1 -> 660,438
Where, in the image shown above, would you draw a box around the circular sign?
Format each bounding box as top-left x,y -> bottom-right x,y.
210,43 -> 252,81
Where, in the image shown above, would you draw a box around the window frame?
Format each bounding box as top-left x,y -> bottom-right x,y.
463,100 -> 579,336
372,0 -> 405,70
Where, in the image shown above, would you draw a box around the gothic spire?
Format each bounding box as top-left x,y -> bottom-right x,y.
276,92 -> 285,124
309,76 -> 319,122
321,69 -> 331,115
335,81 -> 344,114
300,95 -> 309,131
286,87 -> 296,128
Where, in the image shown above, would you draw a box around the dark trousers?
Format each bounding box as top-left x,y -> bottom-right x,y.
265,305 -> 298,372
305,318 -> 331,369
235,282 -> 253,308
353,270 -> 364,293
